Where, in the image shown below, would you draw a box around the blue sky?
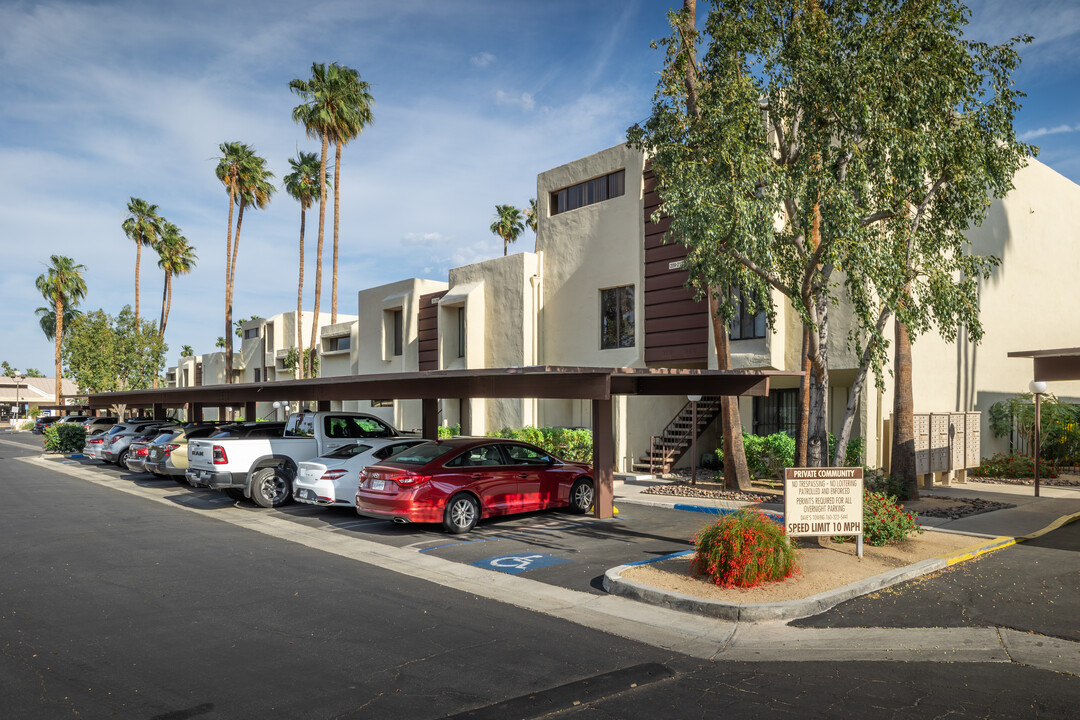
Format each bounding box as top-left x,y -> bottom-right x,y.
2,0 -> 1078,376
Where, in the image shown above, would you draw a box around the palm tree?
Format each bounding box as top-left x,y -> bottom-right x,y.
35,305 -> 82,341
490,204 -> 525,256
156,222 -> 197,338
216,142 -> 275,383
283,150 -> 323,378
290,62 -> 375,375
35,255 -> 87,404
525,198 -> 538,234
180,345 -> 194,357
122,198 -> 161,321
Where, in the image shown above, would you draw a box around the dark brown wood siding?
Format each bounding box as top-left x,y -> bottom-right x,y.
642,165 -> 709,366
417,290 -> 447,371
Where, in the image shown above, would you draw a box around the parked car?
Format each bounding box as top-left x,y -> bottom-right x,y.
101,420 -> 179,467
183,422 -> 287,488
144,424 -> 245,484
83,424 -> 124,460
294,437 -> 430,507
354,437 -> 594,533
124,427 -> 173,473
32,416 -> 63,434
57,415 -> 93,425
82,417 -> 118,435
186,412 -> 397,507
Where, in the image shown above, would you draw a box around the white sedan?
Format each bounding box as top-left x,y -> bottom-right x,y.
293,437 -> 429,507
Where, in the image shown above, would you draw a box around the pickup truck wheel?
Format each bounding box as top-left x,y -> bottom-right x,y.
251,467 -> 293,508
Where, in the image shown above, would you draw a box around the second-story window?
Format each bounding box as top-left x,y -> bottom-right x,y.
457,307 -> 466,358
326,336 -> 350,352
550,169 -> 626,215
243,327 -> 259,340
729,289 -> 767,340
600,285 -> 635,349
393,309 -> 403,356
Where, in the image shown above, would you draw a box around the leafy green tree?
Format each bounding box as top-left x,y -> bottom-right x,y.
629,0 -> 1033,483
122,198 -> 162,322
35,305 -> 82,342
283,150 -> 324,377
1,361 -> 15,377
290,62 -> 374,368
180,345 -> 194,357
155,221 -> 197,338
35,255 -> 88,403
23,368 -> 44,378
490,204 -> 525,256
61,306 -> 167,394
216,142 -> 275,383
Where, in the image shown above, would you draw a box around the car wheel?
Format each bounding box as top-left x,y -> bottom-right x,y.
116,450 -> 129,468
250,466 -> 293,508
442,493 -> 480,534
223,488 -> 246,501
568,478 -> 594,514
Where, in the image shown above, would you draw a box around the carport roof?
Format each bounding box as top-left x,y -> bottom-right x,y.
86,365 -> 801,409
1008,347 -> 1080,382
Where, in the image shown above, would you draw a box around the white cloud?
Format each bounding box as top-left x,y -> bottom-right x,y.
1020,124 -> 1080,140
495,90 -> 536,111
470,52 -> 496,68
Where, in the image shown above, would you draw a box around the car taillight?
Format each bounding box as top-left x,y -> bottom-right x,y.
212,445 -> 228,464
161,444 -> 179,453
321,469 -> 348,481
110,436 -> 123,444
135,447 -> 149,456
392,473 -> 432,487
89,438 -> 104,445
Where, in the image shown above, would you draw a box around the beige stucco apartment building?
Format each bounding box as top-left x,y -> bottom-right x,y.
168,142 -> 1080,474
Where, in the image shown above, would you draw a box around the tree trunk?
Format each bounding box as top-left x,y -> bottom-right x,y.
309,133 -> 330,379
297,207 -> 306,379
796,326 -> 810,467
224,191 -> 235,385
134,241 -> 141,322
159,270 -> 168,336
226,202 -> 246,384
832,307 -> 892,466
54,293 -> 63,405
708,289 -> 752,490
332,139 -> 342,324
892,317 -> 919,499
162,274 -> 172,339
807,293 -> 830,466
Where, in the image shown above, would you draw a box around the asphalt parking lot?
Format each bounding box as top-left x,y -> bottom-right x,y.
24,436 -> 717,596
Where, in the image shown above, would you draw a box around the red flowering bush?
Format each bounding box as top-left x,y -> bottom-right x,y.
691,509 -> 799,588
862,490 -> 922,546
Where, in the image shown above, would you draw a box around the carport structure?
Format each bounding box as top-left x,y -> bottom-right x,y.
1008,347 -> 1080,496
87,366 -> 800,519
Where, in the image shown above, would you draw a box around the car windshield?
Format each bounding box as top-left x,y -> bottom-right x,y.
325,443 -> 373,459
384,443 -> 456,466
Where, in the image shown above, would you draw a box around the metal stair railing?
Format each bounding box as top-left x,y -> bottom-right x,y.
647,396 -> 720,475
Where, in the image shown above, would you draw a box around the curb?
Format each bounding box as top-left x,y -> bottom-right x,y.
603,532 -> 1020,623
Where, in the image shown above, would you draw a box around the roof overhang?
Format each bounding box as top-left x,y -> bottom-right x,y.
86,366 -> 800,409
1008,347 -> 1080,383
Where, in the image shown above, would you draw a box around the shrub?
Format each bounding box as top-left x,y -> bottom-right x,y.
488,426 -> 593,463
863,467 -> 909,500
970,452 -> 1059,479
691,509 -> 799,588
828,433 -> 865,467
862,490 -> 922,546
43,423 -> 87,454
437,423 -> 461,439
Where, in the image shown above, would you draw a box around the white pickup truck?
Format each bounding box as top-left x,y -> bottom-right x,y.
186,412 -> 400,507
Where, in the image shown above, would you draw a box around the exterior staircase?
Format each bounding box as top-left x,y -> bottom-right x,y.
632,396 -> 722,474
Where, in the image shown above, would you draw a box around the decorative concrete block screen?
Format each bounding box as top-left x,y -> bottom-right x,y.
913,411 -> 981,474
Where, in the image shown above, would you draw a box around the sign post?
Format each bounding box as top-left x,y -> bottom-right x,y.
784,467 -> 864,558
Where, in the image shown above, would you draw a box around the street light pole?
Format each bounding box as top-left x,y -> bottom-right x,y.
14,373 -> 24,423
1029,380 -> 1046,497
688,394 -> 702,486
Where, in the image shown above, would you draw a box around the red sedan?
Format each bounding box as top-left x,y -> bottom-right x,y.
355,437 -> 594,533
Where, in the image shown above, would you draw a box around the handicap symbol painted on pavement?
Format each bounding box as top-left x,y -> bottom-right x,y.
474,553 -> 570,575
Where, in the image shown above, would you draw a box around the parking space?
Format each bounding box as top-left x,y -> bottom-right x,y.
25,439 -> 714,596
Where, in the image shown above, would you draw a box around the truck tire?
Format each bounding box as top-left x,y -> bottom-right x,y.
250,466 -> 293,508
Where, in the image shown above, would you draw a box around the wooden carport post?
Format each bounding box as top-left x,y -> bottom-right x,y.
244,401 -> 257,422
152,403 -> 166,420
422,399 -> 439,441
189,403 -> 203,422
592,398 -> 614,519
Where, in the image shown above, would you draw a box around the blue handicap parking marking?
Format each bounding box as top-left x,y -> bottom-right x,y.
474,553 -> 570,575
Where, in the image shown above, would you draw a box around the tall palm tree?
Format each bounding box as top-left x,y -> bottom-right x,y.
35,255 -> 87,403
35,305 -> 82,341
156,222 -> 197,338
490,204 -> 525,256
122,198 -> 161,321
290,62 -> 374,376
180,345 -> 194,357
216,142 -> 275,383
525,198 -> 538,234
283,150 -> 324,378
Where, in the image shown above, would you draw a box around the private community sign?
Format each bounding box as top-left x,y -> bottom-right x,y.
784,468 -> 864,555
